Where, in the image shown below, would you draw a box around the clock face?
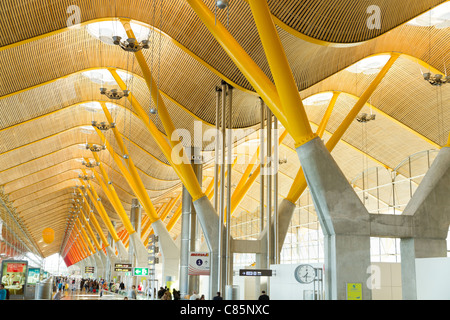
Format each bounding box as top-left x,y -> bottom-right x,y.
294,264 -> 316,284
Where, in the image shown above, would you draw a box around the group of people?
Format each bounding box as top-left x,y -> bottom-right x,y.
154,288 -> 258,300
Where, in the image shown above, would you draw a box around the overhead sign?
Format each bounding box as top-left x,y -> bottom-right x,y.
239,269 -> 273,277
133,267 -> 149,276
188,252 -> 210,276
85,266 -> 95,273
114,263 -> 132,272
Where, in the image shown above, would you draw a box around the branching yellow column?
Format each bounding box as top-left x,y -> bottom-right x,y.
84,163 -> 136,234
285,54 -> 399,204
120,19 -> 183,150
78,188 -> 110,247
74,225 -> 90,258
79,179 -> 120,243
186,0 -> 288,129
94,122 -> 159,224
76,219 -> 96,254
107,69 -> 205,202
229,129 -> 288,215
248,0 -> 316,147
80,207 -> 102,251
316,91 -> 340,138
160,194 -> 181,221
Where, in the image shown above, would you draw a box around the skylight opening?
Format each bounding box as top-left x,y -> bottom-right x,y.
303,92 -> 333,106
345,55 -> 391,75
406,2 -> 450,28
86,20 -> 152,45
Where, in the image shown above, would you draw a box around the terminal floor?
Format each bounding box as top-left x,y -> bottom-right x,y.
57,290 -> 131,300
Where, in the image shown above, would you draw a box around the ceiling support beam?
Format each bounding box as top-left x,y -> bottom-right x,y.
108,68 -> 205,202
248,0 -> 316,147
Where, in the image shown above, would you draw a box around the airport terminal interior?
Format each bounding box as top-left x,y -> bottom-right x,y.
0,0 -> 449,302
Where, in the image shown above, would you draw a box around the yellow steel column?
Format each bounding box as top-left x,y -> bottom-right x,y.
76,219 -> 96,254
108,65 -> 205,202
160,194 -> 181,221
285,54 -> 399,204
80,208 -> 102,251
78,188 -> 110,247
120,20 -> 182,150
86,165 -> 136,234
230,129 -> 288,215
326,53 -> 399,151
95,105 -> 161,222
186,0 -> 288,128
248,0 -> 315,147
315,91 -> 340,138
94,125 -> 159,224
79,180 -> 121,243
74,225 -> 90,258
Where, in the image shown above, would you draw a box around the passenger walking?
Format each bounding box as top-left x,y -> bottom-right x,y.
127,285 -> 137,300
0,284 -> 7,300
258,290 -> 270,300
213,292 -> 223,300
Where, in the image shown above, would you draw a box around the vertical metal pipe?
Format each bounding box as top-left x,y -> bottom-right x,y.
226,85 -> 233,286
189,149 -> 202,294
266,107 -> 272,270
214,87 -> 221,211
273,116 -> 279,264
259,98 -> 265,232
180,185 -> 192,298
218,81 -> 227,294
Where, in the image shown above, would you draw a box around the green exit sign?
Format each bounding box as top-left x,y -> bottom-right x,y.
133,267 -> 149,276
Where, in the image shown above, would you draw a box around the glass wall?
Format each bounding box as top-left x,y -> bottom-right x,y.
230,149 -> 449,265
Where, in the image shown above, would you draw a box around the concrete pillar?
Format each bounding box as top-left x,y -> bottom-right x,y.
93,252 -> 105,279
400,146 -> 450,300
180,148 -> 203,298
128,199 -> 150,268
152,220 -> 180,288
296,137 -> 372,300
180,185 -> 192,299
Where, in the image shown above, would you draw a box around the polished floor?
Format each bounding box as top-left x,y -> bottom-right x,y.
56,289 -> 151,300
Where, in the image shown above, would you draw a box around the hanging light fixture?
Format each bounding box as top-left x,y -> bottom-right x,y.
216,0 -> 229,9
99,87 -> 129,100
91,120 -> 116,131
81,159 -> 100,168
78,173 -> 94,181
423,72 -> 450,86
84,143 -> 106,152
356,113 -> 376,123
112,36 -> 150,52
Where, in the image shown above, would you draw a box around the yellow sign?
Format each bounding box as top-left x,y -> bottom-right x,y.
347,283 -> 362,300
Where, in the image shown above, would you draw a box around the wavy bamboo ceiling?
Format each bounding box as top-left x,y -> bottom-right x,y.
0,0 -> 448,258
